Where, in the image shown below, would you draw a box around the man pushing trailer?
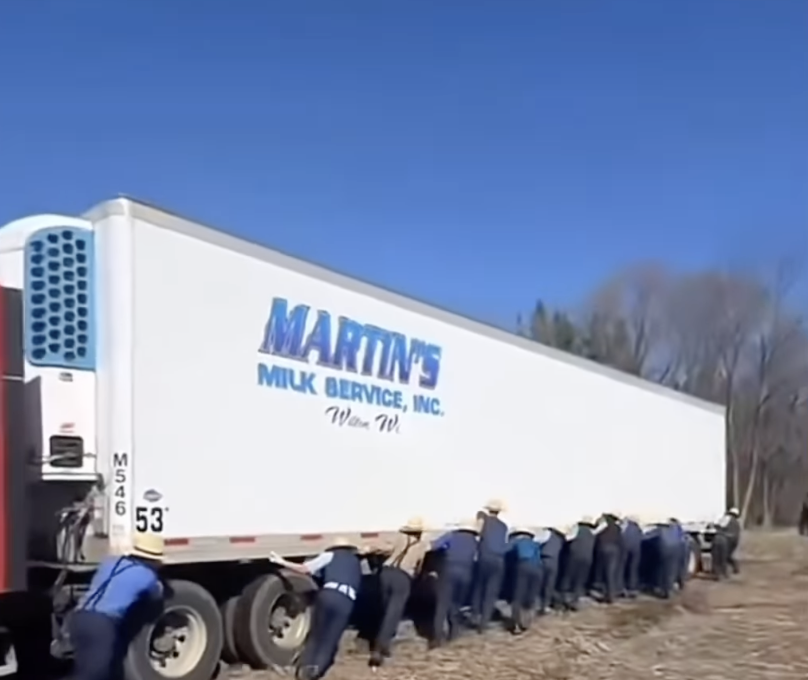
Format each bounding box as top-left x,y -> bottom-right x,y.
507,527 -> 542,634
560,516 -> 596,611
592,512 -> 623,603
365,517 -> 431,668
270,538 -> 363,680
710,506 -> 743,580
64,535 -> 165,680
619,514 -> 643,598
472,500 -> 509,634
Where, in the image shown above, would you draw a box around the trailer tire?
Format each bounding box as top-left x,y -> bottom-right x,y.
687,535 -> 703,575
123,579 -> 223,680
219,596 -> 240,664
233,572 -> 315,670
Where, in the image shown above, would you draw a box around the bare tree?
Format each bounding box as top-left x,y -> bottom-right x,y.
518,300 -> 587,354
658,270 -> 772,511
579,262 -> 670,377
735,259 -> 808,523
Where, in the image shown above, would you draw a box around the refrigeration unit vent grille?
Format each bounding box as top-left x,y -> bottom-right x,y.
24,227 -> 96,371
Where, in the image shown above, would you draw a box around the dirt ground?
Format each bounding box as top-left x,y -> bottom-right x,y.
226,531 -> 808,680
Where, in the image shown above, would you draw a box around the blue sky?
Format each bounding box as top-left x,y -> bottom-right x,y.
1,1 -> 806,328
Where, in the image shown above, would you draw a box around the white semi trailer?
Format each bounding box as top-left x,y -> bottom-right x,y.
0,198 -> 726,679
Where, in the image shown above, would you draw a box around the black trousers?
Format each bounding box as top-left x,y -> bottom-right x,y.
711,534 -> 729,579
432,566 -> 471,645
562,553 -> 592,609
373,567 -> 411,656
471,553 -> 504,630
596,544 -> 620,603
510,561 -> 541,630
66,611 -> 118,680
726,536 -> 740,573
656,545 -> 678,598
298,589 -> 354,680
620,544 -> 641,596
538,557 -> 559,611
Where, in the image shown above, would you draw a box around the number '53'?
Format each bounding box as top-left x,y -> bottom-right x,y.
135,506 -> 164,533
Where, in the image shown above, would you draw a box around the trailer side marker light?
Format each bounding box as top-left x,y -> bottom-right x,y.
229,536 -> 256,544
165,538 -> 190,546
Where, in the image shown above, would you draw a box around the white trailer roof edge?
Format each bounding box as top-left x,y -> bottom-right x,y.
84,196 -> 725,416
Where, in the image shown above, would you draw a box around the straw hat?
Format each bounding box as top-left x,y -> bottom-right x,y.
130,533 -> 165,562
563,524 -> 579,539
400,516 -> 426,534
328,536 -> 356,549
625,513 -> 640,524
727,507 -> 740,517
483,498 -> 506,513
534,528 -> 551,543
509,526 -> 535,538
456,518 -> 480,533
580,515 -> 595,526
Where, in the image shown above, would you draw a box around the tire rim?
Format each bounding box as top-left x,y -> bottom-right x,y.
268,593 -> 311,650
687,546 -> 698,575
148,605 -> 208,678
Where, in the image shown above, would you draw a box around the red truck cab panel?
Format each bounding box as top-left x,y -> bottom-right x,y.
0,284 -> 26,593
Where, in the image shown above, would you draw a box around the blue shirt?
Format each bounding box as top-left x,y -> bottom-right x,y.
509,536 -> 540,565
432,530 -> 478,569
79,556 -> 163,619
432,532 -> 451,551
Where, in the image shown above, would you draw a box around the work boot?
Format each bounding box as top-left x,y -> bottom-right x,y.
296,665 -> 319,680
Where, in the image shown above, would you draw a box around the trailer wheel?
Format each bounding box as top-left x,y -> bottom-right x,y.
234,572 -> 315,669
123,579 -> 223,680
219,596 -> 240,664
687,536 -> 703,576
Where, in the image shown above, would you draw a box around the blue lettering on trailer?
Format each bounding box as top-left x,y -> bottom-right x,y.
257,364 -> 318,395
258,297 -> 442,389
256,297 -> 445,433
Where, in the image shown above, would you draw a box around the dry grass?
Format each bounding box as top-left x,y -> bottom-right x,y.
230,531 -> 808,680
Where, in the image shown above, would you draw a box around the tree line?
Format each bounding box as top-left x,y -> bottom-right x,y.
517,260 -> 808,528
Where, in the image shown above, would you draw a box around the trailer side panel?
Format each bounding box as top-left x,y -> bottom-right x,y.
109,207 -> 725,549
